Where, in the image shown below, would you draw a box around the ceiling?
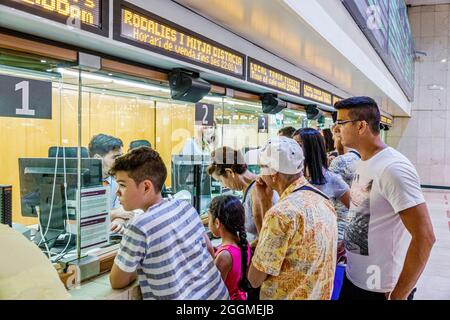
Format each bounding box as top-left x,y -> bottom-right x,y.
171,0 -> 410,115
172,0 -> 356,94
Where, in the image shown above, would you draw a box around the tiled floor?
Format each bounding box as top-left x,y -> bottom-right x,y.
414,190 -> 450,300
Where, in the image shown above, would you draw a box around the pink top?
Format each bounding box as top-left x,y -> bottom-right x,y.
215,243 -> 251,300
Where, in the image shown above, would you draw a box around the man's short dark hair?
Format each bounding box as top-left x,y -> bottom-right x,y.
110,147 -> 167,193
88,134 -> 123,157
334,96 -> 381,134
129,139 -> 152,151
278,126 -> 297,138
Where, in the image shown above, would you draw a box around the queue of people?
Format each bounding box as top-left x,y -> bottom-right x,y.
1,96 -> 435,301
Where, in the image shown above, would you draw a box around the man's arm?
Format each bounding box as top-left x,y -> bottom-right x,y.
389,203 -> 435,300
248,264 -> 268,289
110,263 -> 137,289
251,178 -> 274,233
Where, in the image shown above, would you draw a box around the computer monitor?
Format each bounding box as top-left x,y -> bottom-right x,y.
48,146 -> 89,158
18,158 -> 102,248
171,154 -> 211,214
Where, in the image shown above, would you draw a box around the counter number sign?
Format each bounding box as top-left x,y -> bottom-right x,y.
0,75 -> 52,119
195,103 -> 214,126
258,114 -> 269,133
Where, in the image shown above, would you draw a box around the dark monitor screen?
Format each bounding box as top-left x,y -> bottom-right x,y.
171,154 -> 211,213
18,158 -> 103,226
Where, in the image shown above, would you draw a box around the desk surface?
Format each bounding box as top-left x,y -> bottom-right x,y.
69,273 -> 141,300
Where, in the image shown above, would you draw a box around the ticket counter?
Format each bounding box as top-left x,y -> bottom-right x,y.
0,48 -> 312,276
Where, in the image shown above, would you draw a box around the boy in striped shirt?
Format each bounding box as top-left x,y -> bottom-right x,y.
108,147 -> 229,300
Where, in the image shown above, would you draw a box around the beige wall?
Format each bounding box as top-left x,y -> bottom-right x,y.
388,4 -> 450,186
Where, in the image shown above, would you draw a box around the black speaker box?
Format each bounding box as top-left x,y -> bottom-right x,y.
168,69 -> 211,103
305,104 -> 323,120
261,93 -> 287,114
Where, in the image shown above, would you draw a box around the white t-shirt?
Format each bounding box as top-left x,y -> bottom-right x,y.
345,147 -> 425,293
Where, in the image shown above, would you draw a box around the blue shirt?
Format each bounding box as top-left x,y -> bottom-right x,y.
114,199 -> 229,300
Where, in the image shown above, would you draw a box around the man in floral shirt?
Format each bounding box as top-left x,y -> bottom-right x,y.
248,136 -> 337,300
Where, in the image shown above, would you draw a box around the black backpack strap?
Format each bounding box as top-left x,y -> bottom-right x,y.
349,150 -> 361,158
293,185 -> 330,200
242,180 -> 257,203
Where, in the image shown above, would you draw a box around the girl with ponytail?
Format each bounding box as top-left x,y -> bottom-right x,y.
208,195 -> 252,300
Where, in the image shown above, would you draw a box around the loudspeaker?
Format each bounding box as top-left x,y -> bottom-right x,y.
305,104 -> 323,120
168,69 -> 211,103
0,185 -> 12,227
261,93 -> 287,114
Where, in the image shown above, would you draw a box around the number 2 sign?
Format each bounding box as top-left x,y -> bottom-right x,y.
195,102 -> 214,127
0,75 -> 52,119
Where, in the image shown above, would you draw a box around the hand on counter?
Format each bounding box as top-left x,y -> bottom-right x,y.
111,207 -> 135,221
111,218 -> 127,234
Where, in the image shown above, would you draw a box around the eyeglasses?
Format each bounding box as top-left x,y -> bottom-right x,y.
335,119 -> 359,126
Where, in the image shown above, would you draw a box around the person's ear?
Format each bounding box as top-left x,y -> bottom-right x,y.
271,172 -> 277,183
92,154 -> 102,160
142,179 -> 154,194
214,218 -> 221,229
359,120 -> 368,135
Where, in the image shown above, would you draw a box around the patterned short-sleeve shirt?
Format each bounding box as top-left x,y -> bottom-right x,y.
252,177 -> 337,300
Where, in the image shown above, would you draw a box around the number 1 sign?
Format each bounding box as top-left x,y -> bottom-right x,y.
0,75 -> 52,119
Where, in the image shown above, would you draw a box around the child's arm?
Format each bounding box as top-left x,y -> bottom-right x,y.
203,233 -> 215,257
214,250 -> 232,281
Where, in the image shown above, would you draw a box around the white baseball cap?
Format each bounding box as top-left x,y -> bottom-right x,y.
258,136 -> 304,175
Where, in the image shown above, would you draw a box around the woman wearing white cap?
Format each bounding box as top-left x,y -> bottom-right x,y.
207,146 -> 278,244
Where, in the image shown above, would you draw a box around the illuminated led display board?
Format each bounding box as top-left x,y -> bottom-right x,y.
247,57 -> 301,96
342,0 -> 414,102
332,95 -> 342,107
302,82 -> 333,106
0,0 -> 109,36
381,115 -> 393,126
113,1 -> 245,79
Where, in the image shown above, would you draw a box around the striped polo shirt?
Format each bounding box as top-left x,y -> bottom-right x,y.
114,199 -> 229,300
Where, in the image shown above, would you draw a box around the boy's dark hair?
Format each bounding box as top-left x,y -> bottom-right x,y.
295,128 -> 328,185
109,147 -> 167,193
278,126 -> 296,138
129,139 -> 152,151
334,96 -> 381,134
207,147 -> 247,177
88,134 -> 123,157
209,195 -> 251,292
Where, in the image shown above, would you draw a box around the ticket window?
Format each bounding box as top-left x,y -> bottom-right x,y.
269,109 -> 306,137
0,51 -> 98,259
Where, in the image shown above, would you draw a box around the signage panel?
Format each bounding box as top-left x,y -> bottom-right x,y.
248,57 -> 301,96
302,82 -> 332,106
0,0 -> 109,36
114,1 -> 245,78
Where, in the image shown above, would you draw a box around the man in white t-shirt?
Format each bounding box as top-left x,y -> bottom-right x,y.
333,96 -> 435,300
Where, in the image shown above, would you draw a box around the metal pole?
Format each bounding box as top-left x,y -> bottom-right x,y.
77,69 -> 82,260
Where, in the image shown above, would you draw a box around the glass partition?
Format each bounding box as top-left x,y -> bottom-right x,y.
1,49 -> 311,263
